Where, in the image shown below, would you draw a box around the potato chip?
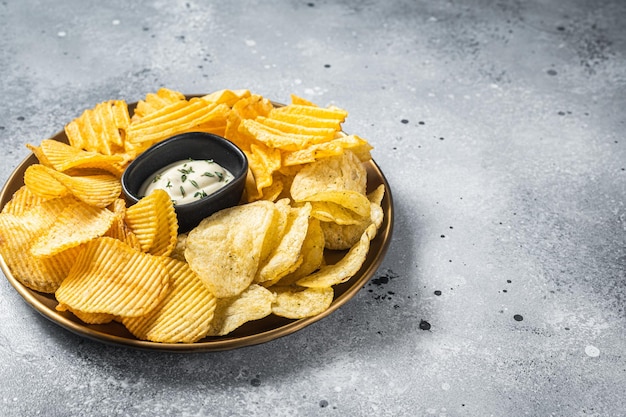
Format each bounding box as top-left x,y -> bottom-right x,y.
223,94 -> 273,153
30,200 -> 116,258
246,142 -> 282,201
290,94 -> 318,106
206,284 -> 275,336
296,224 -> 376,288
55,237 -> 169,317
282,134 -> 373,166
320,185 -> 386,250
122,257 -> 217,343
269,103 -> 348,123
201,89 -> 251,107
65,100 -> 130,155
255,202 -> 311,285
25,164 -> 122,208
271,286 -> 334,319
0,197 -> 80,292
185,200 -> 277,298
277,217 -> 325,285
126,99 -> 230,150
23,164 -> 69,199
29,139 -> 126,176
133,88 -> 186,120
124,189 -> 178,256
290,151 -> 367,200
1,185 -> 47,215
104,199 -> 142,250
309,200 -> 366,225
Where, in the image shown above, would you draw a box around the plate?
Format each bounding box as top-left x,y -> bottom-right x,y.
0,100 -> 394,352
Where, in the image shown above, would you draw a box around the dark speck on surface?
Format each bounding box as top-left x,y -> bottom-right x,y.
419,320 -> 432,330
547,69 -> 558,76
250,378 -> 261,387
513,314 -> 524,322
319,400 -> 328,408
401,119 -> 409,124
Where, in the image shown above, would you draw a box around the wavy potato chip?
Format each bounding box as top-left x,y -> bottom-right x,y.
206,284 -> 275,336
185,200 -> 277,298
0,197 -> 82,292
30,200 -> 116,258
122,257 -> 217,343
1,185 -> 47,215
65,100 -> 130,155
57,303 -> 115,325
276,217 -> 325,286
124,189 -> 178,256
55,237 -> 169,317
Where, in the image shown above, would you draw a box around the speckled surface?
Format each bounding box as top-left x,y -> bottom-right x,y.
1,1 -> 625,416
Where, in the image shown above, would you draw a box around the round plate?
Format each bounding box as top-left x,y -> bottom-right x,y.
0,102 -> 394,352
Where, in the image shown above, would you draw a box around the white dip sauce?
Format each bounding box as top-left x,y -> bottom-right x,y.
139,159 -> 234,205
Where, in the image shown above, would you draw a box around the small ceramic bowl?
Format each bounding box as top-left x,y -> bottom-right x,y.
121,132 -> 248,233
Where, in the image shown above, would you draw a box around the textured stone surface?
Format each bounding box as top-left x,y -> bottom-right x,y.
1,1 -> 625,416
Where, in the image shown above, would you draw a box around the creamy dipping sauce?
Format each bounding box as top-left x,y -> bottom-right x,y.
139,159 -> 234,205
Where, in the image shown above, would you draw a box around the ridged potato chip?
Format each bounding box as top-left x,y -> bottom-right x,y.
25,164 -> 122,208
55,237 -> 169,317
28,139 -> 125,176
124,189 -> 178,256
206,284 -> 275,336
65,100 -> 130,155
133,88 -> 186,120
271,286 -> 334,319
122,257 -> 217,343
0,197 -> 80,292
30,200 -> 116,258
185,200 -> 277,298
1,185 -> 47,215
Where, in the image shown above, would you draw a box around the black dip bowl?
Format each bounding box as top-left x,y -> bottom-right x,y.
121,132 -> 248,233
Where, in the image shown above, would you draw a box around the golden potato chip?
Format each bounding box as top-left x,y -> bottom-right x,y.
277,217 -> 325,285
239,119 -> 333,151
206,284 -> 275,336
133,88 -> 186,120
0,197 -> 80,292
309,200 -> 366,225
65,100 -> 130,155
124,189 -> 178,256
104,199 -> 142,250
290,94 -> 318,106
201,89 -> 251,107
223,94 -> 273,152
23,164 -> 69,199
55,237 -> 169,317
246,142 -> 282,201
255,203 -> 312,285
320,185 -> 386,250
271,286 -> 334,319
282,134 -> 373,167
30,200 -> 116,258
25,164 -> 122,208
30,139 -> 125,176
302,190 -> 371,219
270,104 -> 348,123
297,224 -> 376,288
1,185 -> 47,215
290,151 -> 367,200
185,200 -> 277,298
57,303 -> 115,324
126,99 -> 230,149
122,257 -> 217,343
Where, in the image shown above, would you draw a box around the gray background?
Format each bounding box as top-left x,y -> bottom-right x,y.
1,1 -> 625,416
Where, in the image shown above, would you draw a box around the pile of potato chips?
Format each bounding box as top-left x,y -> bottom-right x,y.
0,88 -> 386,343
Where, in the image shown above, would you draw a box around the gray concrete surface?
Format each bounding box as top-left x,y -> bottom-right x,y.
1,0 -> 625,416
